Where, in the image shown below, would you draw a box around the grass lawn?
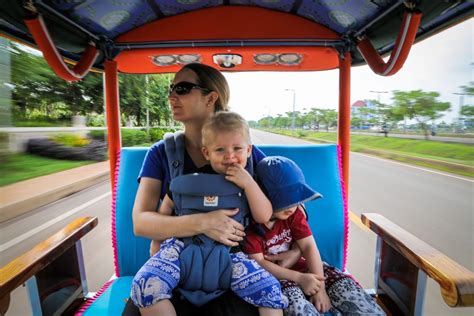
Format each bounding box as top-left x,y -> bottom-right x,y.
0,154 -> 94,187
264,129 -> 474,177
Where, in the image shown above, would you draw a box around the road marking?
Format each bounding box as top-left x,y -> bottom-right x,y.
0,192 -> 111,252
352,152 -> 474,182
349,211 -> 371,232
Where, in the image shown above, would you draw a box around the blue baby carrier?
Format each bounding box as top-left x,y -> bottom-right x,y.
164,132 -> 253,306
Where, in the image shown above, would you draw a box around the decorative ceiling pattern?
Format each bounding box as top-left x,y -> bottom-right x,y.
0,0 -> 472,67
44,0 -> 397,39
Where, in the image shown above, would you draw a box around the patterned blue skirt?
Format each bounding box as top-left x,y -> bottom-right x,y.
131,238 -> 288,309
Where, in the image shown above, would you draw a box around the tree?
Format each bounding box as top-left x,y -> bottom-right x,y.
392,90 -> 450,139
319,109 -> 337,131
8,41 -> 172,127
459,82 -> 473,125
10,43 -> 103,120
307,108 -> 323,130
460,105 -> 474,117
460,81 -> 474,96
146,74 -> 173,126
371,99 -> 404,137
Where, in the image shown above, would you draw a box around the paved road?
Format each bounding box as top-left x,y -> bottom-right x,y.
3,129 -> 473,315
2,182 -> 114,316
251,129 -> 474,315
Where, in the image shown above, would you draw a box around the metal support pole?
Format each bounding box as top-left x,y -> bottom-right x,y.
337,52 -> 351,195
285,89 -> 296,131
25,276 -> 42,316
104,60 -> 121,191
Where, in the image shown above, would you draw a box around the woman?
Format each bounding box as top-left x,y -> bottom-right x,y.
128,63 -> 300,315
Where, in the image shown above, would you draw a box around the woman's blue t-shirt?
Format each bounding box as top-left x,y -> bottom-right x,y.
138,140 -> 266,199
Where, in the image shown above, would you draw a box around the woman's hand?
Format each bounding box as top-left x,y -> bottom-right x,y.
149,240 -> 161,257
264,246 -> 302,268
200,209 -> 245,247
225,164 -> 254,190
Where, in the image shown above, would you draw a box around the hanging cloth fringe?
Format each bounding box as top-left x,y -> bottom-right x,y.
24,15 -> 99,82
357,9 -> 422,76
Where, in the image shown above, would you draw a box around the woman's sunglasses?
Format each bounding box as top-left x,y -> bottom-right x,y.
168,81 -> 211,96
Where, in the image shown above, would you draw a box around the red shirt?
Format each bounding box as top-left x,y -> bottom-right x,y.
243,208 -> 312,272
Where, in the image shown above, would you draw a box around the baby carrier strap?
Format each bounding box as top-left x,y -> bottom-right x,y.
164,131 -> 185,180
170,173 -> 248,305
178,243 -> 232,306
170,173 -> 247,246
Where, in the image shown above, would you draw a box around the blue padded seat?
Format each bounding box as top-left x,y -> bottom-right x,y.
79,144 -> 347,314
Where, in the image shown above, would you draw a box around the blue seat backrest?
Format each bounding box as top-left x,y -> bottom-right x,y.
114,147 -> 150,277
258,145 -> 347,271
113,144 -> 347,277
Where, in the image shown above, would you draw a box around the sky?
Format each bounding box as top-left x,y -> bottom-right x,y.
224,19 -> 473,123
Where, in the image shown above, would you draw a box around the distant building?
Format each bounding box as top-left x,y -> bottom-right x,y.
351,99 -> 376,129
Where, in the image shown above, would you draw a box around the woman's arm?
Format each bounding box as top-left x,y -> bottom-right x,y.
158,194 -> 174,216
132,177 -> 245,246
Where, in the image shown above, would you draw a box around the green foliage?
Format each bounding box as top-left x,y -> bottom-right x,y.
119,73 -> 173,126
88,130 -> 106,141
0,132 -> 8,164
121,129 -> 147,146
6,41 -> 173,127
460,105 -> 474,117
319,109 -> 338,131
0,153 -> 93,186
88,127 -> 178,146
266,130 -> 473,165
296,130 -> 308,137
50,134 -> 91,147
148,127 -> 178,143
87,113 -> 106,127
13,119 -> 71,127
392,90 -> 450,138
460,81 -> 474,97
10,42 -> 104,120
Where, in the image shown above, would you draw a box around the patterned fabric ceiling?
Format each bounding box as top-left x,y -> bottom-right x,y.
0,0 -> 472,68
34,0 -> 395,39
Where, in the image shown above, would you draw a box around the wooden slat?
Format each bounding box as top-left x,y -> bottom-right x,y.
0,216 -> 98,298
361,213 -> 474,307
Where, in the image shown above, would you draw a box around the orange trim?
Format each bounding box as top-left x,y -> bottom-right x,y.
114,5 -> 340,73
105,60 -> 121,191
24,15 -> 98,82
115,46 -> 339,73
357,10 -> 422,76
338,52 -> 351,195
116,6 -> 339,43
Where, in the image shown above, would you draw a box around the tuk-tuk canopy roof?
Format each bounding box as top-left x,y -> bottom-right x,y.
1,0 -> 472,74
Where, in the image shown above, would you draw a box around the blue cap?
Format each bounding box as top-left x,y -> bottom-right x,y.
257,156 -> 321,212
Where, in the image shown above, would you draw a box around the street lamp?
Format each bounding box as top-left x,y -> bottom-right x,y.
369,90 -> 388,103
369,90 -> 391,132
285,89 -> 296,130
453,92 -> 470,132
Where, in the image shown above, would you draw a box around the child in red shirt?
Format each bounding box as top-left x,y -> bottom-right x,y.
244,156 -> 385,315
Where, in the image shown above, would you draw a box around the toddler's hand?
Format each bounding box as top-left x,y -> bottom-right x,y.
309,287 -> 331,313
297,273 -> 324,296
225,164 -> 253,189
